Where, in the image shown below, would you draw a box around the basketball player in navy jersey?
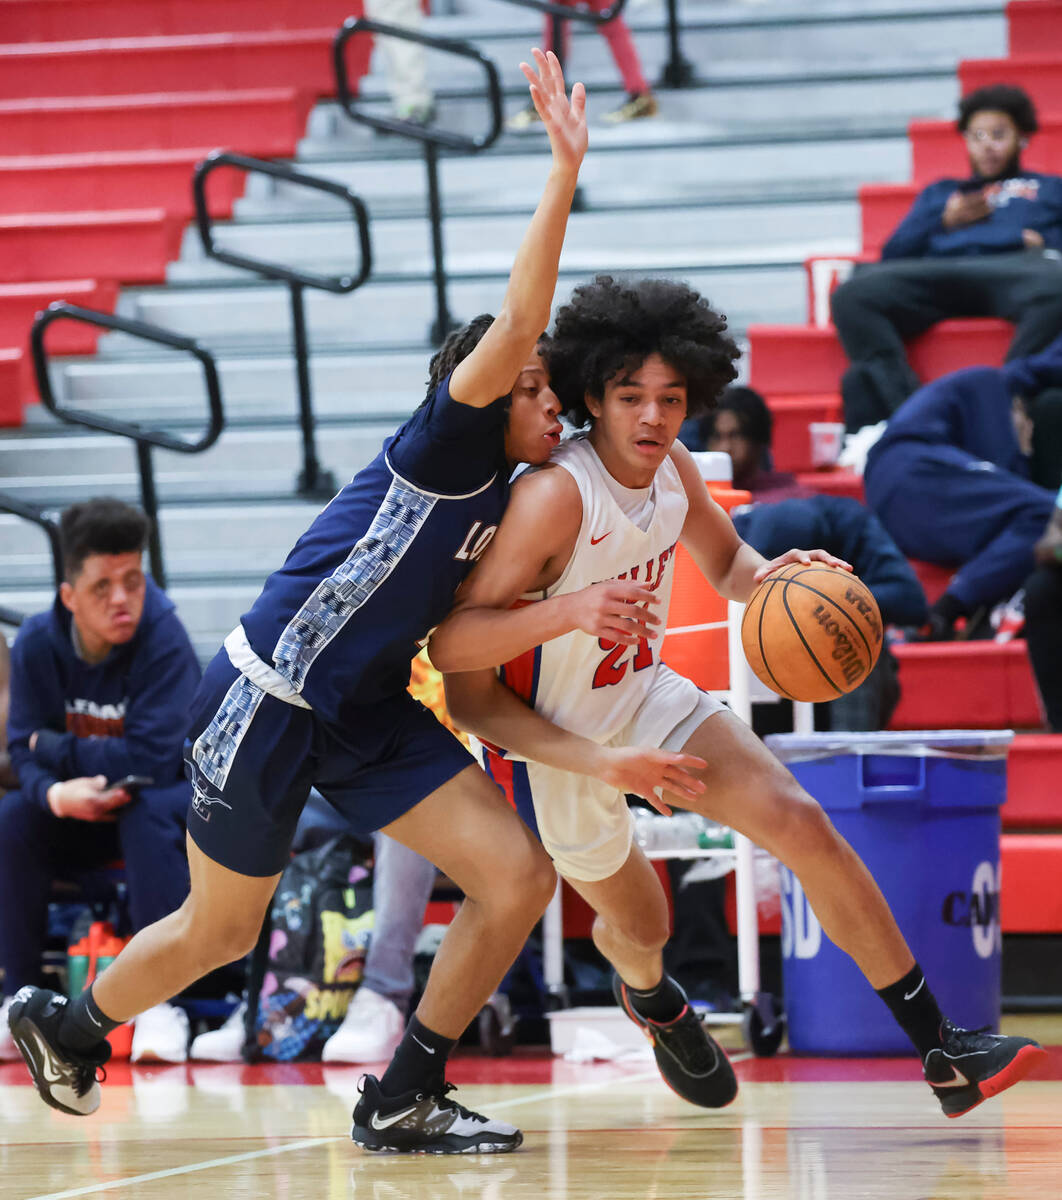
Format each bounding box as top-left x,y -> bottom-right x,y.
432,275 -> 1046,1119
8,56 -> 704,1155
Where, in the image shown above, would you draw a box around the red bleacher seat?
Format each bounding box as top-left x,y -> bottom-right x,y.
793,468 -> 864,502
1005,735 -> 1062,828
0,30 -> 370,102
1007,0 -> 1062,57
1001,833 -> 1062,932
908,559 -> 954,607
0,280 -> 118,353
959,56 -> 1062,117
0,89 -> 312,158
0,209 -> 183,285
0,0 -> 360,42
748,320 -> 1010,395
909,116 -> 1062,188
767,394 -> 843,473
890,641 -> 1042,730
0,348 -> 28,424
0,149 -> 247,218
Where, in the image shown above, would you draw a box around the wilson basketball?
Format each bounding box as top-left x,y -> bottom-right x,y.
741,563 -> 883,702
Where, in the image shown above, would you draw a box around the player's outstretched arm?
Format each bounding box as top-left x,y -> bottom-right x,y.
429,468 -> 661,673
450,49 -> 587,410
669,441 -> 850,600
444,669 -> 706,811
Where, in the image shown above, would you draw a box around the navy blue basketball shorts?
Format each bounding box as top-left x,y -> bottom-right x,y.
184,651 -> 475,877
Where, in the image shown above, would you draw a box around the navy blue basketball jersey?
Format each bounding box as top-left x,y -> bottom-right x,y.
240,374 -> 509,723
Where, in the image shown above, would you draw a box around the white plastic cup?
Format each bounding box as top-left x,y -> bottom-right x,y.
809,421 -> 846,469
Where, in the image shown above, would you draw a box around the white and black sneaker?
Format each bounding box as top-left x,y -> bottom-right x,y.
351,1074 -> 522,1154
7,987 -> 111,1116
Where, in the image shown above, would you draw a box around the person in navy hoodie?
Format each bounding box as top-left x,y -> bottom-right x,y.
864,335 -> 1062,640
0,498 -> 200,1064
832,84 -> 1062,432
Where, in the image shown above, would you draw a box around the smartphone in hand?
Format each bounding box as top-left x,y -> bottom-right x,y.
108,775 -> 155,793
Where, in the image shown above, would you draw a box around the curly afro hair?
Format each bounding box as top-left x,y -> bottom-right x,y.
957,84 -> 1038,136
546,276 -> 740,428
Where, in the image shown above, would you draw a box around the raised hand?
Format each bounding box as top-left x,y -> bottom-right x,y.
520,48 -> 587,175
564,579 -> 662,645
752,548 -> 852,586
596,746 -> 708,815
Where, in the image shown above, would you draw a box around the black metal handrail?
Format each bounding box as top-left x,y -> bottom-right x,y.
334,19 -> 503,342
193,150 -> 372,498
660,0 -> 695,88
31,303 -> 224,589
0,496 -> 62,626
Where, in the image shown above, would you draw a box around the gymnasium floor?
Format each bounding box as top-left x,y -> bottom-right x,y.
2,1016 -> 1060,1200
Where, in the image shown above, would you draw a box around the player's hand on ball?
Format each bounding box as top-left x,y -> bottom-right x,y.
565,579 -> 661,645
598,746 -> 707,815
752,547 -> 852,586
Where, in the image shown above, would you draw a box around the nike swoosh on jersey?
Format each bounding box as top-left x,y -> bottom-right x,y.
590,532 -> 612,545
369,1105 -> 420,1130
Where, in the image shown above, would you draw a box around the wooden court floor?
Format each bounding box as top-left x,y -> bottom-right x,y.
2,1016 -> 1060,1200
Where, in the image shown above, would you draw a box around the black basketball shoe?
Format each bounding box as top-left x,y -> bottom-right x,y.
351,1074 -> 523,1154
7,987 -> 111,1116
924,1019 -> 1047,1117
613,974 -> 738,1108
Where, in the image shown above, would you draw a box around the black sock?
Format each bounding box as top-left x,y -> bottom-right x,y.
875,963 -> 944,1059
622,974 -> 687,1023
59,985 -> 120,1055
379,1014 -> 456,1097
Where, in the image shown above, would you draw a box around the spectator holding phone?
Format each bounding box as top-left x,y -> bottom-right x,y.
0,499 -> 200,1064
831,84 -> 1062,433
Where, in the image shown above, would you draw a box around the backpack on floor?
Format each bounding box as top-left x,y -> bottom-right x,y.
249,835 -> 374,1062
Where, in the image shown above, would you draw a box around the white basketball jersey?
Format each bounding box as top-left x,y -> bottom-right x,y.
500,435 -> 689,749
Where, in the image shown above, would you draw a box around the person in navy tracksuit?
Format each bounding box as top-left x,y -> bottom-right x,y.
0,500 -> 200,1015
864,335 -> 1062,639
831,84 -> 1062,432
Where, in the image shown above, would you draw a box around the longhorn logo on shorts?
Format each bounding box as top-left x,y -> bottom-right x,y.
191,784 -> 233,823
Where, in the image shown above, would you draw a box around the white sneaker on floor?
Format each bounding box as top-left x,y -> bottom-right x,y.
321,987 -> 404,1064
131,1003 -> 189,1064
0,997 -> 19,1061
189,1001 -> 247,1063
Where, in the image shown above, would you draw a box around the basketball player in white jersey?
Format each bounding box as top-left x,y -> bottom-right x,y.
431,275 -> 1045,1117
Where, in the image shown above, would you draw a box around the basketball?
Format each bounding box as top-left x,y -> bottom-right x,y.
741,563 -> 883,702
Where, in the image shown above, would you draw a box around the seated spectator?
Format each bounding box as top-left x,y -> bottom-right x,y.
831,84 -> 1062,433
691,386 -> 928,728
508,3 -> 657,128
0,499 -> 200,1063
864,337 -> 1062,640
364,0 -> 435,126
1024,488 -> 1062,731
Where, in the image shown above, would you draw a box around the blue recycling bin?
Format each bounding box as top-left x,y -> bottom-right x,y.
764,730 -> 1012,1055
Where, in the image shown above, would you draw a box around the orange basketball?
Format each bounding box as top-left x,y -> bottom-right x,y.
740,563 -> 883,702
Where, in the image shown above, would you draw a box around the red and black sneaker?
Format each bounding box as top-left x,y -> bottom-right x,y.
613,974 -> 737,1108
924,1019 -> 1047,1117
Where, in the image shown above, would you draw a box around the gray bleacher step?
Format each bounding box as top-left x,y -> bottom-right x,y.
1,503 -> 319,588
0,584 -> 259,654
283,126 -> 911,215
0,424 -> 395,504
357,3 -> 1003,85
105,259 -> 808,355
170,198 -> 859,285
45,348 -> 432,425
